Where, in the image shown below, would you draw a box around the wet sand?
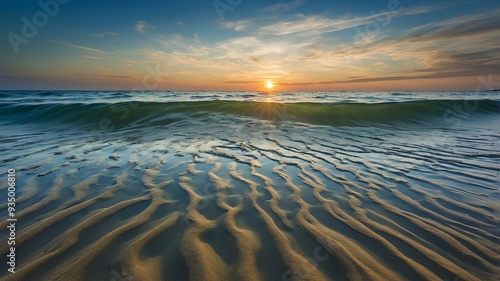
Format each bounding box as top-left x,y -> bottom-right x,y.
0,116 -> 499,281
1,91 -> 500,280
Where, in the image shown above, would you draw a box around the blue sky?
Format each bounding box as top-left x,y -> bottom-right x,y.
1,0 -> 499,90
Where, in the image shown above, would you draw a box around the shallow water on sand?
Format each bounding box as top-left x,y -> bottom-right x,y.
0,91 -> 499,281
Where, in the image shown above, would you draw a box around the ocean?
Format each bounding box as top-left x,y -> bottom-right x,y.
0,91 -> 499,281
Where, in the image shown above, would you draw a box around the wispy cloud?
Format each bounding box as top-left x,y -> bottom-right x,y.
405,8 -> 500,41
333,9 -> 500,80
90,32 -> 119,38
219,19 -> 252,32
258,4 -> 458,36
74,73 -> 134,79
262,0 -> 306,13
224,80 -> 256,84
258,14 -> 386,36
84,55 -> 104,60
49,40 -> 106,54
135,20 -> 155,34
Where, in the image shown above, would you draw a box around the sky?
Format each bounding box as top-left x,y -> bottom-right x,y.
0,0 -> 499,91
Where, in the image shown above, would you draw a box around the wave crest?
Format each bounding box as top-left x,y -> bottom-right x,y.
1,99 -> 498,127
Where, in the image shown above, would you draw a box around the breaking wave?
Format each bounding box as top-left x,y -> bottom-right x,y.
1,99 -> 499,127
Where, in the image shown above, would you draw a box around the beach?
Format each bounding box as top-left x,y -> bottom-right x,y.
0,90 -> 499,281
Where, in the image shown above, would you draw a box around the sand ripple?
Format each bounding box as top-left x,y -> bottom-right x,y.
1,119 -> 498,281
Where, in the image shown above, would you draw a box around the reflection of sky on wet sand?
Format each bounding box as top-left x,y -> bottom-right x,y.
1,109 -> 498,280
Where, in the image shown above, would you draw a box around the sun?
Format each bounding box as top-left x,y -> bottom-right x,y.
266,80 -> 274,89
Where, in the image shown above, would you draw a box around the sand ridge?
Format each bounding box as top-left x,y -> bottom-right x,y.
1,115 -> 498,280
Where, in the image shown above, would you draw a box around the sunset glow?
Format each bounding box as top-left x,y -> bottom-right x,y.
1,1 -> 499,91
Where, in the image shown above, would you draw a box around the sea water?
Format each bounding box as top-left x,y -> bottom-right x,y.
0,91 -> 499,280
